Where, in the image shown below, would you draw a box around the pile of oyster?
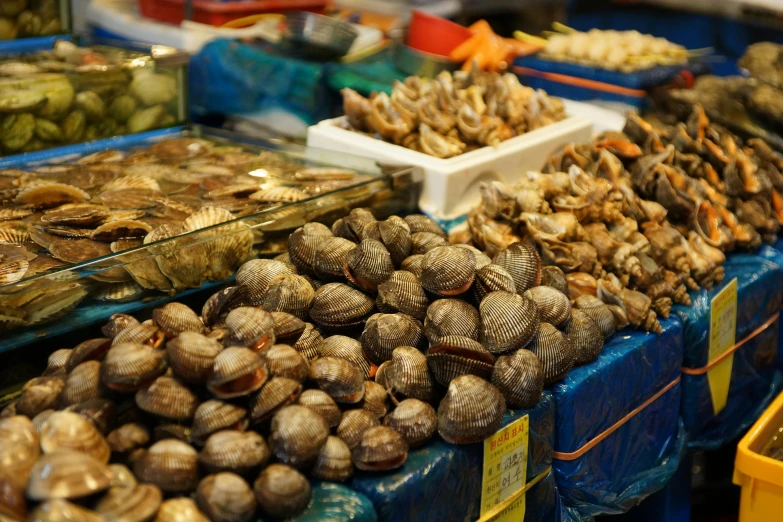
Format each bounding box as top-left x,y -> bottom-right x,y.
0,0 -> 62,40
340,69 -> 566,159
0,137 -> 372,332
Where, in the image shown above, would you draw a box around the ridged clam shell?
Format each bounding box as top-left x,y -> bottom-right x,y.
376,270 -> 429,320
29,500 -> 104,522
309,283 -> 375,330
207,347 -> 269,399
0,415 -> 38,448
135,376 -> 199,421
352,425 -> 408,471
93,281 -> 144,303
410,231 -> 448,254
491,350 -> 544,409
426,335 -> 495,386
296,389 -> 342,427
253,464 -> 311,521
95,483 -> 162,522
404,214 -> 446,238
288,222 -> 334,276
155,498 -> 210,522
565,309 -> 604,366
316,335 -> 371,379
166,332 -> 223,384
17,376 -> 63,417
437,375 -> 506,445
199,431 -> 271,476
424,299 -> 480,344
541,265 -> 569,295
573,295 -> 616,339
235,259 -> 296,305
59,361 -> 102,407
473,264 -> 517,303
248,377 -> 303,425
107,423 -> 150,454
400,254 -> 424,278
224,307 -> 275,351
269,405 -> 329,468
196,472 -> 257,522
480,291 -> 540,354
387,346 -> 434,402
109,463 -> 138,489
44,348 -> 72,376
102,343 -> 168,391
153,424 -> 192,444
336,409 -> 380,450
311,435 -> 354,482
361,313 -> 426,365
384,398 -> 437,448
362,217 -> 413,267
191,401 -> 248,446
262,274 -> 315,320
523,286 -> 571,327
202,286 -> 249,327
64,398 -> 116,436
345,239 -> 394,292
309,357 -> 365,403
528,323 -> 575,386
494,242 -> 541,293
313,237 -> 356,282
134,440 -> 199,494
59,336 -> 108,372
27,451 -> 113,501
153,303 -> 204,337
39,411 -> 111,463
265,344 -> 309,382
360,380 -> 389,418
420,246 -> 476,296
271,312 -> 306,344
111,322 -> 163,348
292,322 -> 322,361
455,244 -> 492,269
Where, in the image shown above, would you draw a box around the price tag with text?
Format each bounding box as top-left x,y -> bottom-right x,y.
480,415 -> 529,522
708,277 -> 737,415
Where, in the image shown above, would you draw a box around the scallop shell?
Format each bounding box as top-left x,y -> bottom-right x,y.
43,348 -> 72,376
91,220 -> 152,242
400,254 -> 424,278
494,242 -> 541,293
523,286 -> 571,327
404,214 -> 446,238
473,263 -> 517,303
288,222 -> 334,276
384,398 -> 437,448
344,238 -> 394,293
248,377 -> 303,425
292,322 -> 322,362
166,332 -> 223,384
265,344 -> 309,382
386,346 -> 434,402
26,451 -> 113,501
528,322 -> 574,385
332,208 -> 375,242
224,307 -> 276,352
195,473 -> 257,522
313,237 -> 356,282
17,376 -> 64,417
360,380 -> 389,418
49,238 -> 112,264
376,270 -> 429,320
262,274 -> 315,320
107,423 -> 150,454
23,282 -> 89,326
296,389 -> 342,428
94,483 -> 162,522
268,405 -> 329,468
0,221 -> 31,244
311,435 -> 354,482
253,464 -> 311,521
491,350 -> 544,409
541,265 -> 569,295
573,295 -> 616,339
184,207 -> 254,282
437,375 -> 506,445
111,322 -> 163,348
59,361 -> 102,407
191,401 -> 248,446
565,309 -> 604,366
93,281 -> 145,303
352,425 -> 408,471
336,409 -> 380,450
112,238 -> 173,292
309,283 -> 375,330
271,312 -> 306,344
235,259 -> 296,305
155,498 -> 210,522
410,231 -> 448,254
199,431 -> 271,476
207,347 -> 269,399
480,291 -> 540,354
420,246 -> 476,297
135,376 -> 199,421
201,286 -> 249,327
144,224 -> 207,291
153,303 -> 204,337
15,183 -> 90,209
426,335 -> 495,386
249,186 -> 308,203
134,440 -> 199,494
101,342 -> 168,391
424,299 -> 480,344
361,313 -> 426,365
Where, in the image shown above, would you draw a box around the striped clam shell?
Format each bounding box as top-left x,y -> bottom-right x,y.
360,380 -> 388,418
528,323 -> 575,385
27,451 -> 113,501
424,299 -> 480,344
17,376 -> 63,418
454,244 -> 491,269
191,400 -> 248,445
265,345 -> 309,382
309,283 -> 375,330
362,217 -> 412,267
198,431 -> 271,476
473,264 -> 517,303
133,440 -> 199,494
426,335 -> 495,386
332,208 -> 375,242
249,377 -> 303,425
541,266 -> 569,295
523,286 -> 571,328
410,232 -> 448,255
565,310 -> 604,366
207,347 -> 269,399
135,376 -> 199,422
437,375 -> 506,445
351,425 -> 407,471
311,435 -> 354,482
101,314 -> 139,340
101,342 -> 167,391
153,302 -> 204,338
386,346 -> 434,402
337,409 -> 379,450
66,338 -> 112,373
271,312 -> 306,344
420,246 -> 476,297
224,307 -> 275,351
479,291 -> 540,354
344,239 -> 394,292
111,322 -> 162,348
296,390 -> 342,428
494,242 -> 541,294
573,295 -> 616,339
404,214 -> 446,238
288,223 -> 333,276
262,274 -> 315,320
235,259 -> 296,305
59,361 -> 102,407
253,464 -> 311,520
309,357 -> 365,404
317,336 -> 371,379
383,398 -> 437,448
361,313 -> 426,365
292,323 -> 322,362
268,405 -> 329,468
44,348 -> 72,376
313,237 -> 356,282
376,270 -> 429,320
195,473 -> 256,522
491,349 -> 544,409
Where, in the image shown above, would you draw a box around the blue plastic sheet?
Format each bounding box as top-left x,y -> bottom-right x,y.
350,392 -> 554,522
552,317 -> 685,518
283,481 -> 376,522
674,253 -> 783,450
758,242 -> 783,372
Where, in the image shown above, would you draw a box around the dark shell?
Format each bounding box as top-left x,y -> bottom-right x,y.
135,376 -> 199,421
410,232 -> 448,255
17,376 -> 64,417
201,286 -> 249,327
198,431 -> 271,476
473,263 -> 517,303
262,274 -> 315,320
317,335 -> 371,379
311,435 -> 354,482
541,266 -> 568,295
309,283 -> 375,330
268,405 -> 329,468
253,464 -> 311,520
332,208 -> 375,242
437,375 -> 506,445
288,222 -> 334,276
362,217 -> 412,267
573,295 -> 616,339
400,254 -> 424,278
528,323 -> 575,385
359,380 -> 388,418
426,335 -> 495,386
313,237 -> 356,282
249,377 -> 303,426
235,259 -> 296,305
383,398 -> 437,448
292,323 -> 322,362
265,344 -> 309,382
165,332 -> 223,385
152,303 -> 204,337
296,390 -> 342,428
565,309 -> 604,366
43,348 -> 73,376
480,291 -> 540,354
376,270 -> 429,320
224,307 -> 276,352
101,343 -> 168,391
344,239 -> 394,292
195,473 -> 257,522
361,313 -> 426,365
207,347 -> 269,399
111,323 -> 163,348
64,398 -> 117,436
523,286 -> 571,327
133,440 -> 199,494
424,299 -> 480,344
420,246 -> 476,297
404,214 -> 446,238
66,338 -> 112,373
494,242 -> 541,293
386,346 -> 434,402
351,425 -> 407,471
191,400 -> 248,445
336,409 -> 379,450
491,350 -> 544,408
309,357 -> 365,403
107,423 -> 150,454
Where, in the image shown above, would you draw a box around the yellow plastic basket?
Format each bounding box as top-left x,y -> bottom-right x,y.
734,390 -> 783,521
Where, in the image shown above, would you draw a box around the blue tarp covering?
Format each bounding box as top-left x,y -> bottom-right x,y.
674,253 -> 783,450
287,481 -> 377,522
552,317 -> 685,518
758,241 -> 783,373
350,392 -> 555,522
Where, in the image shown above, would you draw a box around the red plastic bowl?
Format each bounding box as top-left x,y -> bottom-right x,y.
406,10 -> 471,57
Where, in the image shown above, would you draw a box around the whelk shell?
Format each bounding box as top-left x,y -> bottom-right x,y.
420,245 -> 476,296
296,389 -> 342,427
491,350 -> 544,409
134,440 -> 199,494
376,270 -> 429,320
101,342 -> 168,391
253,464 -> 311,521
191,400 -> 248,446
268,405 -> 329,468
166,332 -> 223,384
386,346 -> 434,402
309,356 -> 365,403
352,425 -> 408,471
424,299 -> 480,344
26,451 -> 112,501
361,313 -> 426,365
39,411 -> 111,463
309,283 -> 375,330
426,335 -> 495,386
135,376 -> 199,421
196,473 -> 257,522
199,431 -> 271,476
312,435 -> 354,482
523,286 -> 571,328
528,322 -> 575,385
248,377 -> 303,425
384,398 -> 437,448
437,375 -> 506,445
565,309 -> 604,365
207,347 -> 269,399
479,291 -> 540,354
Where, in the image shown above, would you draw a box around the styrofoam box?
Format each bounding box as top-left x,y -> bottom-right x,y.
307,115 -> 593,220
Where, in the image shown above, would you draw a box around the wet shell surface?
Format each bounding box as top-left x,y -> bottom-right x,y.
191,400 -> 248,445
111,322 -> 163,348
201,286 -> 249,327
491,350 -> 544,409
309,283 -> 375,330
541,265 -> 569,295
292,322 -> 322,362
135,376 -> 199,421
344,239 -> 395,294
383,398 -> 437,448
253,464 -> 311,520
480,291 -> 540,354
309,356 -> 365,403
404,214 -> 447,238
361,313 -> 426,365
199,430 -> 271,476
152,302 -> 204,337
400,254 -> 424,278
313,236 -> 356,282
39,411 -> 111,464
59,361 -> 102,407
426,335 -> 495,386
271,312 -> 306,344
311,435 -> 354,482
262,274 -> 315,320
288,222 -> 334,276
573,295 -> 616,339
207,347 -> 269,399
166,332 -> 223,385
494,242 -> 541,293
352,425 -> 408,471
265,344 -> 310,382
376,270 -> 429,320
336,409 -> 380,450
386,346 -> 434,402
235,259 -> 296,305
420,245 -> 476,296
360,380 -> 389,418
565,309 -> 604,366
17,376 -> 64,417
363,217 -> 412,267
65,338 -> 110,373
134,440 -> 199,494
410,231 -> 449,254
523,286 -> 571,328
248,377 -> 303,426
437,375 -> 506,445
155,498 -> 210,522
43,348 -> 73,376
268,405 -> 330,468
424,299 -> 481,344
224,307 -> 276,352
473,264 -> 517,303
26,451 -> 113,501
94,483 -> 162,522
296,389 -> 342,428
107,423 -> 150,454
196,473 -> 257,522
316,335 -> 371,379
101,342 -> 168,391
528,323 -> 575,386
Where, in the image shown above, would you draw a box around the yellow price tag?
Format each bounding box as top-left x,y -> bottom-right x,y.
708,277 -> 738,415
479,415 -> 529,522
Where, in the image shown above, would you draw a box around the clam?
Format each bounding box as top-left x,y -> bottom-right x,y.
271,312 -> 306,344
455,244 -> 492,269
0,475 -> 25,520
541,265 -> 568,295
235,259 -> 295,305
39,411 -> 111,463
494,242 -> 541,293
65,338 -> 112,373
386,346 -> 434,402
437,375 -> 506,444
336,409 -> 380,450
313,237 -> 356,282
29,499 -> 104,522
360,380 -> 389,418
309,283 -> 375,330
135,376 -> 199,421
95,483 -> 162,522
134,440 -> 199,494
224,307 -> 275,352
316,335 -> 371,378
376,270 -> 429,320
523,286 -> 571,328
332,208 -> 376,242
309,357 -> 365,403
573,295 -> 616,339
424,299 -> 480,344
63,398 -> 117,436
268,405 -> 329,468
109,464 -> 137,489
101,343 -> 167,391
292,322 -> 322,362
207,347 -> 269,399
288,222 -> 334,276
27,451 -> 113,501
248,377 -> 303,426
196,473 -> 257,522
528,323 -> 575,385
155,498 -> 210,522
166,332 -> 223,384
153,424 -> 192,443
32,410 -> 55,434
411,231 -> 448,254
420,246 -> 476,297
107,423 -> 150,454
111,322 -> 164,349
201,286 -> 249,327
262,274 -> 315,320
0,416 -> 38,448
352,425 -> 408,471
479,291 -> 540,354
401,254 -> 424,278
59,361 -> 102,407
153,303 -> 204,337
384,398 -> 437,448
296,389 -> 342,427
191,401 -> 248,446
0,439 -> 39,487
362,217 -> 412,267
17,376 -> 63,417
565,309 -> 604,366
311,435 -> 354,482
404,214 -> 446,238
361,313 -> 426,365
43,348 -> 72,376
344,239 -> 394,292
426,335 -> 495,386
491,350 -> 544,409
199,431 -> 271,476
473,263 -> 517,303
253,464 -> 311,520
265,344 -> 309,382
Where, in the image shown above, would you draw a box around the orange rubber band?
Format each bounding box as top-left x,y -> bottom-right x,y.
511,66 -> 647,98
681,312 -> 780,376
553,376 -> 681,461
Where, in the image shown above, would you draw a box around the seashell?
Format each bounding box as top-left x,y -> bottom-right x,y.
0,438 -> 39,488
357,380 -> 387,418
191,401 -> 248,446
182,206 -> 254,282
201,286 -> 249,327
59,361 -> 102,407
528,323 -> 575,385
566,272 -> 598,299
386,346 -> 434,402
91,219 -> 152,242
248,377 -> 303,426
271,312 -> 306,344
111,322 -> 164,349
199,431 -> 271,476
0,474 -> 26,519
64,398 -> 117,436
332,208 -> 375,242
224,307 -> 275,352
361,313 -> 426,365
313,237 -> 356,282
424,299 -> 480,344
153,424 -> 192,443
207,347 -> 269,399
573,295 -> 616,339
43,348 -> 72,377
144,223 -> 208,291
336,409 -> 380,451
317,335 -> 371,378
253,464 -> 311,520
235,259 -> 296,305
426,335 -> 495,386
93,282 -> 144,303
262,274 -> 315,320
473,264 -> 517,303
166,332 -> 223,384
94,483 -> 162,522
420,246 -> 476,297
195,473 -> 256,522
411,231 -> 449,254
401,254 -> 424,278
102,343 -> 168,391
541,265 -> 569,295
455,243 -> 492,270
384,398 -> 437,448
135,376 -> 199,421
309,283 -> 375,330
376,270 -> 429,320
494,242 -> 541,293
491,350 -> 544,409
0,415 -> 38,449
312,435 -> 354,482
565,309 -> 604,366
265,344 -> 309,382
17,376 -> 63,417
15,183 -> 90,210
344,238 -> 394,293
27,451 -> 113,501
309,357 -> 365,403
30,410 -> 53,433
296,390 -> 342,427
155,498 -> 210,522
109,463 -> 137,489
292,322 -> 322,361
288,222 -> 334,276
153,303 -> 204,337
523,286 -> 571,328
437,375 -> 506,444
107,423 -> 150,454
480,291 -> 540,354
352,425 -> 408,471
39,411 -> 111,463
249,186 -> 308,203
112,237 -> 173,293
268,405 -> 329,468
134,440 -> 199,494
404,214 -> 447,238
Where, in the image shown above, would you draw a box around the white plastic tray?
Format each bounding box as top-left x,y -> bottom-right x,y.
307,115 -> 593,220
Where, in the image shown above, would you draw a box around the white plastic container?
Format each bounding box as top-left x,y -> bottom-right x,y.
307,115 -> 593,220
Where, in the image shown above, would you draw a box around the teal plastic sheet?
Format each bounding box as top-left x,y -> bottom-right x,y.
552,317 -> 685,518
286,481 -> 377,522
349,392 -> 554,522
759,241 -> 783,372
674,253 -> 783,450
